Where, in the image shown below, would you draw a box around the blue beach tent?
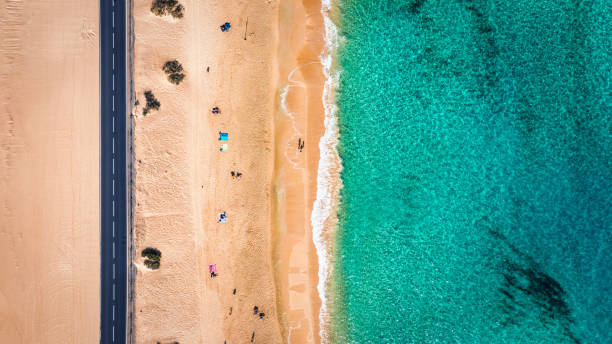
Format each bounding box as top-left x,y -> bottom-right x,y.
219,132 -> 229,141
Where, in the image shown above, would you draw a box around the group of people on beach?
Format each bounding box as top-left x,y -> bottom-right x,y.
207,26 -> 269,342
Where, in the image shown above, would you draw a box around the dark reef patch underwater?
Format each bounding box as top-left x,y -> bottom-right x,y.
331,0 -> 611,342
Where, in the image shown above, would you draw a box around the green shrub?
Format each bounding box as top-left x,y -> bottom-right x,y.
168,73 -> 185,85
162,60 -> 185,85
151,0 -> 183,19
171,4 -> 184,18
162,60 -> 183,74
142,90 -> 160,115
142,247 -> 161,270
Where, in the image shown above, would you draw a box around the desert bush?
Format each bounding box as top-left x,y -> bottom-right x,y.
171,4 -> 184,18
144,260 -> 160,269
143,90 -> 160,115
168,73 -> 185,85
142,247 -> 161,270
151,0 -> 183,19
162,60 -> 183,74
162,60 -> 185,85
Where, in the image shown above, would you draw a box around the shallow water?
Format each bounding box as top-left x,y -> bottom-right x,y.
332,0 -> 612,342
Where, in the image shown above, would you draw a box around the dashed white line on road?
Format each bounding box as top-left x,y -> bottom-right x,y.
112,12 -> 114,28
112,202 -> 115,217
113,264 -> 115,280
112,116 -> 115,132
112,54 -> 114,70
112,33 -> 114,49
113,284 -> 115,300
113,159 -> 115,175
112,322 -> 115,342
112,221 -> 115,237
112,139 -> 115,154
112,96 -> 115,111
112,74 -> 115,90
112,179 -> 115,195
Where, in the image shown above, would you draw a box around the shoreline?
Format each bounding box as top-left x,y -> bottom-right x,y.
271,0 -> 326,342
271,0 -> 343,342
312,0 -> 343,340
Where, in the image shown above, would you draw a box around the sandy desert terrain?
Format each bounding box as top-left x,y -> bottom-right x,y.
0,0 -> 100,342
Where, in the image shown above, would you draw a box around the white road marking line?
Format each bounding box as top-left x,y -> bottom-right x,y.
112,33 -> 114,49
112,96 -> 115,111
113,159 -> 115,175
112,54 -> 114,70
112,12 -> 114,28
112,179 -> 115,195
112,139 -> 115,154
112,74 -> 115,90
112,323 -> 115,342
112,202 -> 115,217
113,264 -> 115,280
112,308 -> 115,321
113,284 -> 115,300
113,243 -> 115,258
112,116 -> 115,132
112,221 -> 115,237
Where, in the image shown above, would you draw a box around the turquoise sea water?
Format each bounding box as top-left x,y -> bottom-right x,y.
331,0 -> 612,343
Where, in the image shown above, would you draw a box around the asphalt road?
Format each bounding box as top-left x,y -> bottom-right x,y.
100,0 -> 127,342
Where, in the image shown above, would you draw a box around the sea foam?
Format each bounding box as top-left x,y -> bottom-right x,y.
311,0 -> 342,342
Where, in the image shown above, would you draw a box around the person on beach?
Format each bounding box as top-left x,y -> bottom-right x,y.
259,312 -> 265,319
253,306 -> 259,314
231,171 -> 236,179
236,172 -> 242,179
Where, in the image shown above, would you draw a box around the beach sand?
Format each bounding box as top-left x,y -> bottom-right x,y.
0,0 -> 100,342
131,0 -> 325,342
273,0 -> 326,342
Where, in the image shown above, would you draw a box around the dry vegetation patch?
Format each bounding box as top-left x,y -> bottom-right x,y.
162,60 -> 185,85
141,247 -> 162,270
151,0 -> 184,19
142,90 -> 160,116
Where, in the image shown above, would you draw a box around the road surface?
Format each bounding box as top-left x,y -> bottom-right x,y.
100,0 -> 127,342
